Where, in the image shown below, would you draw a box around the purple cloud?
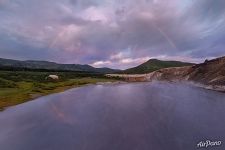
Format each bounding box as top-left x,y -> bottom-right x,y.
0,0 -> 225,69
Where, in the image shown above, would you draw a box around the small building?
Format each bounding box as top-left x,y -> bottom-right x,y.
46,75 -> 59,80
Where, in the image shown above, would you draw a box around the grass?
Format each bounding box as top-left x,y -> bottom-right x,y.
0,71 -> 118,110
121,59 -> 194,74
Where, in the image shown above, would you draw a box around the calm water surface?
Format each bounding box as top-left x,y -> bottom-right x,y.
0,82 -> 225,150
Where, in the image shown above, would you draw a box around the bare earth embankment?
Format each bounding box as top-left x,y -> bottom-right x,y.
107,56 -> 225,92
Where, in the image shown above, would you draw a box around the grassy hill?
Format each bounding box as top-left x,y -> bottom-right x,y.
121,59 -> 194,74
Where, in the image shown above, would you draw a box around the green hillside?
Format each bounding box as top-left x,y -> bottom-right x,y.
0,58 -> 118,73
0,70 -> 119,110
121,59 -> 194,74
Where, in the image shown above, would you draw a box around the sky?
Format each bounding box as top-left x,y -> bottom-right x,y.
0,0 -> 225,69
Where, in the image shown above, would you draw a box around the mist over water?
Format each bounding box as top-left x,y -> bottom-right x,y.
0,82 -> 225,150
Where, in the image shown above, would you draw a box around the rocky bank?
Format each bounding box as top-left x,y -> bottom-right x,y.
106,56 -> 225,92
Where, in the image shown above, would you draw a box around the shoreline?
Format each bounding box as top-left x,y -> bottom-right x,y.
186,82 -> 225,93
1,79 -> 224,112
0,78 -> 121,111
106,71 -> 225,93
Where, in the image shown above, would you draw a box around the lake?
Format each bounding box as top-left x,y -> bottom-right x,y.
0,82 -> 225,150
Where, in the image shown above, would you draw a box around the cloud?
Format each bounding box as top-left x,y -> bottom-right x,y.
91,60 -> 112,67
92,49 -> 151,69
0,0 -> 225,69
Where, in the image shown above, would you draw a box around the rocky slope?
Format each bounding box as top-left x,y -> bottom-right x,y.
107,56 -> 225,92
106,66 -> 191,82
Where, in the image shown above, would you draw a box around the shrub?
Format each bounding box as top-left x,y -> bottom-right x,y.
0,78 -> 17,88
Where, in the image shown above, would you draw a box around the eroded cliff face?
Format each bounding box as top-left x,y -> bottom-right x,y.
187,56 -> 225,85
145,66 -> 192,81
106,66 -> 191,82
106,56 -> 225,92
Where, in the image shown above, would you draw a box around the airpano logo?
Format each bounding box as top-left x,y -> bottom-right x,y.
197,140 -> 222,148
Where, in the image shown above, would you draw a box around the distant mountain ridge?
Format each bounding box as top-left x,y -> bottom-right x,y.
0,58 -> 118,73
121,59 -> 194,74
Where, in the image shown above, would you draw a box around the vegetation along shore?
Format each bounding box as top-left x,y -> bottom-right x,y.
0,70 -> 119,110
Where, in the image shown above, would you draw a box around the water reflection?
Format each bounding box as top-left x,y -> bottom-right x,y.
0,82 -> 225,150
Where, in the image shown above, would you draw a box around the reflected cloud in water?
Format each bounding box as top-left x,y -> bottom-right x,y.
0,82 -> 225,150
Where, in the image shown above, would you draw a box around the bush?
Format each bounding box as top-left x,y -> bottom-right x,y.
0,78 -> 17,88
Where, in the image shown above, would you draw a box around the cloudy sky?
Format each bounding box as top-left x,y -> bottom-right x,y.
0,0 -> 225,69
